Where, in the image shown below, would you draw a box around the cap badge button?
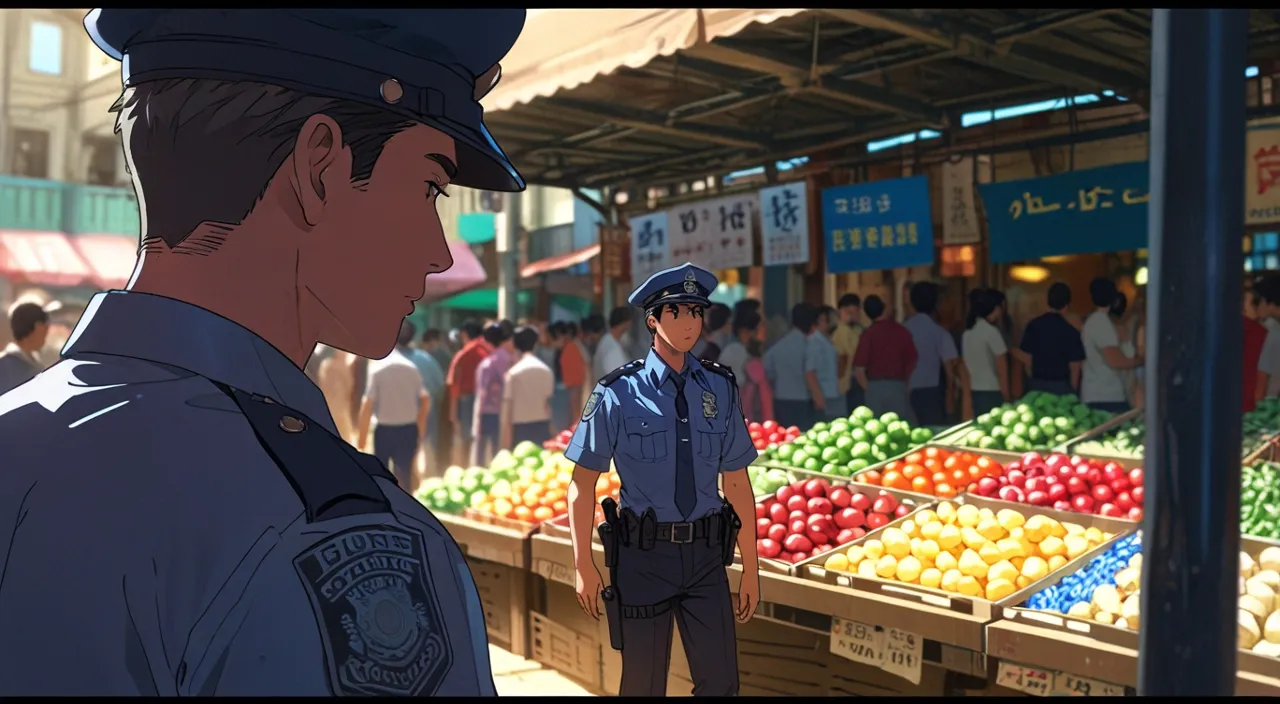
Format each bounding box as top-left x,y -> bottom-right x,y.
380,78 -> 404,105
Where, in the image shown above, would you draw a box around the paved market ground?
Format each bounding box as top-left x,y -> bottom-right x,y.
490,644 -> 597,696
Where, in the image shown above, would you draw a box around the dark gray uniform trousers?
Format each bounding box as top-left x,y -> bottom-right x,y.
616,537 -> 739,696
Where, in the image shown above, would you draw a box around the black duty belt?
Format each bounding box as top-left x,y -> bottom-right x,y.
651,514 -> 722,544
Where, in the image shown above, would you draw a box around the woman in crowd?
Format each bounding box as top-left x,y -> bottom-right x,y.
723,310 -> 775,423
1110,292 -> 1140,409
962,289 -> 1012,417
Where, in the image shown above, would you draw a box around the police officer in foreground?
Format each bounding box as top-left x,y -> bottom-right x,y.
566,263 -> 762,696
0,9 -> 527,696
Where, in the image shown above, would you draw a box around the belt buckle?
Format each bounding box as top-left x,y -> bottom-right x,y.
670,522 -> 695,544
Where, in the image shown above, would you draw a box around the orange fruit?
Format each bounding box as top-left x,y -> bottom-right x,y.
975,456 -> 994,472
478,501 -> 494,515
943,455 -> 961,470
923,458 -> 940,472
951,468 -> 969,484
553,499 -> 568,513
883,460 -> 902,474
533,506 -> 554,522
514,505 -> 533,523
860,470 -> 882,485
904,452 -> 924,466
935,482 -> 956,498
493,498 -> 514,518
924,447 -> 942,459
931,471 -> 949,486
881,471 -> 906,490
902,463 -> 926,480
910,476 -> 933,494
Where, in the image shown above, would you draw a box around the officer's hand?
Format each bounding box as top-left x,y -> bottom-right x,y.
575,566 -> 604,620
736,573 -> 760,623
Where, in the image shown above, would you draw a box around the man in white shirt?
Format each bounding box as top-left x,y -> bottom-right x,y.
0,302 -> 51,396
502,325 -> 555,448
591,306 -> 632,381
1080,278 -> 1141,413
1255,275 -> 1280,400
357,321 -> 430,490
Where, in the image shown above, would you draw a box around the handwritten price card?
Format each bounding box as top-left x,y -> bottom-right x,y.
997,660 -> 1053,696
1051,672 -> 1126,697
829,617 -> 883,666
759,182 -> 809,266
881,627 -> 923,684
628,211 -> 671,289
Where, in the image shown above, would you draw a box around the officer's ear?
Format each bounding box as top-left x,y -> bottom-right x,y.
291,114 -> 348,226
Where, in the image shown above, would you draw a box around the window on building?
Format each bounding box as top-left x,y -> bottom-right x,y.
10,129 -> 51,179
1246,232 -> 1280,273
84,135 -> 122,186
28,20 -> 63,76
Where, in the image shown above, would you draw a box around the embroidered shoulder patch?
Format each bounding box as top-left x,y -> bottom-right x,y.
294,525 -> 453,696
581,391 -> 603,421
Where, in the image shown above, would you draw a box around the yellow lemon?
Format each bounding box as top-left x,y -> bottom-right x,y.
914,539 -> 941,561
1064,534 -> 1091,560
1084,526 -> 1104,545
919,520 -> 944,541
937,524 -> 963,551
896,556 -> 923,583
976,518 -> 1006,542
1021,556 -> 1050,581
882,528 -> 911,559
997,508 -> 1026,531
996,538 -> 1025,561
919,567 -> 943,589
876,554 -> 899,578
1038,535 -> 1067,558
961,526 -> 988,551
986,578 -> 1017,601
858,559 -> 879,579
900,520 -> 918,537
988,559 -> 1019,584
959,549 -> 989,579
914,509 -> 939,526
940,569 -> 963,592
863,539 -> 885,560
979,541 -> 1003,565
957,575 -> 983,596
956,504 -> 982,528
936,501 -> 958,524
934,551 -> 959,573
846,545 -> 867,564
1048,555 -> 1068,571
825,553 -> 851,572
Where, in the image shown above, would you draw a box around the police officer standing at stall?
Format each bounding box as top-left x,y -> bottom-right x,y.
565,263 -> 761,697
0,9 -> 529,696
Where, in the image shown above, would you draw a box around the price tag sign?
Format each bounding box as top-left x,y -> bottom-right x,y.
997,660 -> 1052,696
1051,672 -> 1125,697
829,617 -> 883,666
881,627 -> 923,685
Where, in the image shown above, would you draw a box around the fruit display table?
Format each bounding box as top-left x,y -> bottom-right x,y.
754,407 -> 939,479
933,392 -> 1118,454
1069,403 -> 1280,462
436,512 -> 536,658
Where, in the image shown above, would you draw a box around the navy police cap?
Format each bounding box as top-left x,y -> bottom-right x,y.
84,9 -> 527,192
628,263 -> 719,311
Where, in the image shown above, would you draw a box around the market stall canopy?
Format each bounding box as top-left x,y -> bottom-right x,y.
520,242 -> 600,278
70,234 -> 139,290
488,9 -> 808,112
421,238 -> 488,303
0,230 -> 94,288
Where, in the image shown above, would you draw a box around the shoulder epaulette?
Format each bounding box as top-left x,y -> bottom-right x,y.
600,359 -> 645,387
700,358 -> 736,382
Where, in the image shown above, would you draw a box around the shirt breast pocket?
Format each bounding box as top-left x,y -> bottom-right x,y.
697,417 -> 728,461
621,416 -> 669,461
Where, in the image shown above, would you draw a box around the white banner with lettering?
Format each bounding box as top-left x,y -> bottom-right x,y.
670,194 -> 757,271
941,156 -> 981,245
759,181 -> 810,266
629,211 -> 671,288
1247,117 -> 1280,225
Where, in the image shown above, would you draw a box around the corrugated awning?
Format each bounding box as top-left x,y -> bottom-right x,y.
70,234 -> 138,290
521,243 -> 600,278
487,9 -> 808,112
0,230 -> 94,287
421,238 -> 488,302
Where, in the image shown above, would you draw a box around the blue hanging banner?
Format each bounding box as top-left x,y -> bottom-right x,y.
821,176 -> 936,273
979,161 -> 1150,263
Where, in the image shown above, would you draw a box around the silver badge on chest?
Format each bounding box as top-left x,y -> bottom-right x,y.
701,390 -> 718,418
683,268 -> 698,294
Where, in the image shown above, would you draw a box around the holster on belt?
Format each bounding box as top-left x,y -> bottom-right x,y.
720,500 -> 742,566
598,498 -> 624,651
639,507 -> 658,550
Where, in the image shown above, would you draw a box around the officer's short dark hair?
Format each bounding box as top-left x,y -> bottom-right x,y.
733,310 -> 761,335
422,327 -> 442,344
9,302 -> 48,341
1089,277 -> 1118,308
461,319 -> 483,340
581,313 -> 605,335
608,306 -> 632,329
513,326 -> 539,352
1047,282 -> 1072,311
864,295 -> 886,321
706,303 -> 731,333
838,293 -> 861,309
111,78 -> 418,249
790,302 -> 818,332
397,320 -> 416,347
481,323 -> 508,346
909,282 -> 938,316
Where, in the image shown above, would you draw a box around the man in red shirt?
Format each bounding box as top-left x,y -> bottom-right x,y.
851,294 -> 920,422
1244,310 -> 1267,413
446,319 -> 492,465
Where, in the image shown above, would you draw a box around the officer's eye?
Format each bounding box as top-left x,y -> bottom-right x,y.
666,304 -> 680,318
692,307 -> 705,318
426,181 -> 451,200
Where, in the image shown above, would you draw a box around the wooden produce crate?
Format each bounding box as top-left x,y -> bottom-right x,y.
799,496 -> 1136,655
465,556 -> 532,658
439,510 -> 537,569
526,532 -> 608,694
986,534 -> 1280,694
931,410 -> 1122,457
1063,408 -> 1145,462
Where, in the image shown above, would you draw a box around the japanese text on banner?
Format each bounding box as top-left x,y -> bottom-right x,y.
822,176 -> 935,274
628,211 -> 671,288
759,182 -> 810,266
941,156 -> 981,245
671,195 -> 757,270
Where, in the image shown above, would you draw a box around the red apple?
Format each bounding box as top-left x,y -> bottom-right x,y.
804,478 -> 829,499
1025,477 -> 1046,493
1092,484 -> 1114,503
866,512 -> 890,529
1109,477 -> 1132,495
779,551 -> 794,563
789,509 -> 807,523
849,492 -> 873,512
829,487 -> 853,509
1071,494 -> 1095,513
1086,467 -> 1104,486
776,486 -> 795,504
1128,468 -> 1144,488
1128,506 -> 1144,521
1067,476 -> 1089,495
834,507 -> 866,529
1131,486 -> 1144,505
1045,454 -> 1070,471
1006,469 -> 1027,488
1070,454 -> 1088,467
808,497 -> 834,516
873,493 -> 898,514
756,517 -> 772,533
998,485 -> 1026,503
1115,492 -> 1134,512
1098,503 -> 1124,518
1053,500 -> 1073,512
1048,483 -> 1069,503
978,477 -> 1000,496
806,525 -> 830,547
755,504 -> 767,520
836,528 -> 860,545
849,526 -> 867,540
786,495 -> 808,513
767,524 -> 787,543
783,534 -> 813,554
768,503 -> 788,524
758,538 -> 781,558
1006,460 -> 1023,474
789,519 -> 807,535
894,504 -> 912,518
1021,451 -> 1045,467
1103,462 -> 1125,484
1026,490 -> 1050,506
1055,464 -> 1074,480
791,552 -> 809,564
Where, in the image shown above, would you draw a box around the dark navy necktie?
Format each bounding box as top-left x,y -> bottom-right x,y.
670,371 -> 696,520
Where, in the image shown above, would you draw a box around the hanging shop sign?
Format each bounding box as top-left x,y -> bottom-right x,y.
1247,117 -> 1280,226
978,161 -> 1149,264
941,156 -> 982,245
628,211 -> 671,288
822,176 -> 935,273
759,181 -> 810,267
669,194 -> 757,271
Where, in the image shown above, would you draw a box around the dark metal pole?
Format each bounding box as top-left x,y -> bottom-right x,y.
1138,8 -> 1249,696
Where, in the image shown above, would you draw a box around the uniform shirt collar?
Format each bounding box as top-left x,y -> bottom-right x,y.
62,290 -> 337,434
643,347 -> 702,389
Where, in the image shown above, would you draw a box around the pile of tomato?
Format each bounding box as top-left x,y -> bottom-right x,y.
853,447 -> 1002,498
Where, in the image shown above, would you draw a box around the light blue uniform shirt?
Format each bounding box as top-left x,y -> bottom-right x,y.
565,349 -> 757,523
904,313 -> 959,390
0,291 -> 495,696
763,328 -> 815,401
807,333 -> 840,399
